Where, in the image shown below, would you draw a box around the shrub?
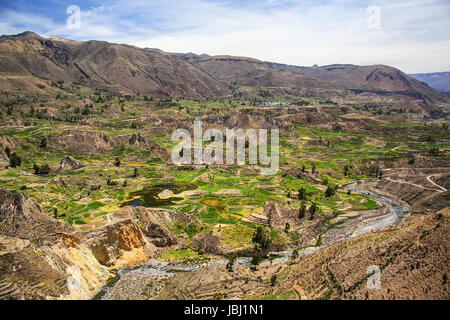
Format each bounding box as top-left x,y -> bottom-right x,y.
39,137 -> 47,149
429,147 -> 440,156
107,178 -> 117,186
226,253 -> 238,272
291,249 -> 299,262
250,251 -> 262,269
33,164 -> 50,175
284,223 -> 290,232
270,274 -> 277,286
325,185 -> 336,197
9,152 -> 21,168
298,187 -> 307,200
344,165 -> 349,176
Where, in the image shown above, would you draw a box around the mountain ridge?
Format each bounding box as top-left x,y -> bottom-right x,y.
0,31 -> 448,115
409,72 -> 450,92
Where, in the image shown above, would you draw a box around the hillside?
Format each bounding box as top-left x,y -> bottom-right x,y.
0,32 -> 230,99
176,53 -> 449,115
173,54 -> 335,91
0,32 -> 448,117
409,72 -> 450,92
154,209 -> 449,300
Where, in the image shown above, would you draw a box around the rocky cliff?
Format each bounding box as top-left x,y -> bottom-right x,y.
0,187 -> 176,299
84,207 -> 176,268
50,130 -> 169,160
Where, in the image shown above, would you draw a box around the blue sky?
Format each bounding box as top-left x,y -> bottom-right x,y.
0,0 -> 449,73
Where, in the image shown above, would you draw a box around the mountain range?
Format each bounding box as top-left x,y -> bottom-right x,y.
0,31 -> 449,115
409,72 -> 450,92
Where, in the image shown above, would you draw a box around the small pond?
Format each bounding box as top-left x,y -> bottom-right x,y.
121,183 -> 198,207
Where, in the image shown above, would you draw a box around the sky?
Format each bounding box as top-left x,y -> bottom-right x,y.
0,0 -> 449,74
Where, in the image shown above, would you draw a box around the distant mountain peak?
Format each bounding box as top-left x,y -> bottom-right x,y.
0,31 -> 44,40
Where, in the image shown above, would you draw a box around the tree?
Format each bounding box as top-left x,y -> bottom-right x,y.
285,223 -> 290,233
270,274 -> 277,286
429,147 -> 440,156
312,164 -> 316,174
298,201 -> 306,219
4,146 -> 10,158
33,164 -> 50,175
252,226 -> 271,253
291,249 -> 299,262
107,178 -> 117,186
325,185 -> 336,197
9,152 -> 21,168
344,165 -> 349,176
250,251 -> 262,270
226,253 -> 238,272
39,136 -> 47,149
309,202 -> 318,220
298,187 -> 307,200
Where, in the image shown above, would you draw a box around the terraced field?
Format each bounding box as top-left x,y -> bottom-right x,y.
0,81 -> 449,300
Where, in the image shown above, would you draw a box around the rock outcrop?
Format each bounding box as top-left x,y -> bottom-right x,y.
59,156 -> 84,172
0,188 -> 178,299
84,206 -> 176,267
0,187 -> 109,299
0,136 -> 14,167
84,208 -> 154,268
51,130 -> 169,160
129,207 -> 177,247
191,231 -> 223,255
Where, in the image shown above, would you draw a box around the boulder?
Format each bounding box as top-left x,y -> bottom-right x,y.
59,155 -> 85,172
